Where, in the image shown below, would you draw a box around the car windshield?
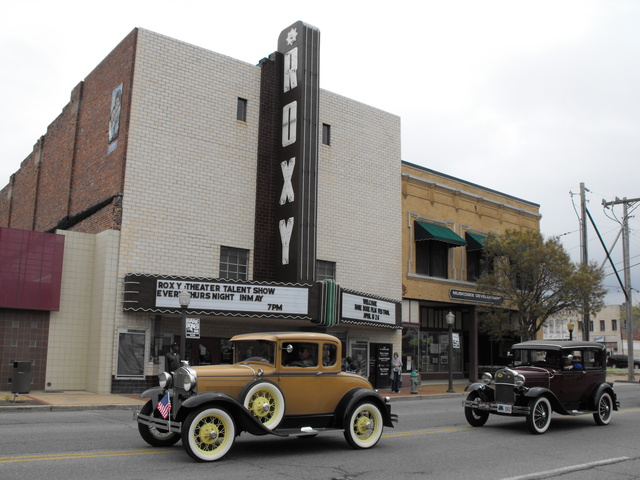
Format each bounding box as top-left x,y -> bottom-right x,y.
512,349 -> 561,368
234,340 -> 275,365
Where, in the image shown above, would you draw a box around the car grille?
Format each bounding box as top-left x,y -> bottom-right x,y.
494,370 -> 515,404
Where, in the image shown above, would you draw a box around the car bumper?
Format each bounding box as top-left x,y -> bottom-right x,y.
462,399 -> 530,415
136,411 -> 182,433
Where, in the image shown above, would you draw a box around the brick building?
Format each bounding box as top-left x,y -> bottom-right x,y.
0,24 -> 402,394
400,162 -> 541,382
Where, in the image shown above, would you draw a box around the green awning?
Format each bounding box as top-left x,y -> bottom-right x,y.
414,221 -> 467,246
465,232 -> 486,252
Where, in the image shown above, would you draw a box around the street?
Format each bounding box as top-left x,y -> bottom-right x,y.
1,383 -> 639,480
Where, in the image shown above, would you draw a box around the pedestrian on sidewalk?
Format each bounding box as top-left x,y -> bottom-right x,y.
166,343 -> 181,371
391,352 -> 403,393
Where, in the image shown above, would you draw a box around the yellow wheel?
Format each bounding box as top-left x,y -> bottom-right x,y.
182,407 -> 235,462
241,381 -> 285,430
344,402 -> 383,449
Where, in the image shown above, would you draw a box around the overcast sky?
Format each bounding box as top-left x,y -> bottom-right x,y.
1,0 -> 638,305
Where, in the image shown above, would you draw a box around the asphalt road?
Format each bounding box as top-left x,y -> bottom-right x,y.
1,383 -> 639,480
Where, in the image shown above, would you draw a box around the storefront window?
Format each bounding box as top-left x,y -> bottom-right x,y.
402,327 -> 463,374
116,328 -> 146,378
348,339 -> 368,377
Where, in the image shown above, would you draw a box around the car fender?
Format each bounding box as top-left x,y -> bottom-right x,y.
523,387 -> 567,414
589,383 -> 619,411
334,388 -> 395,429
464,383 -> 495,401
180,392 -> 274,436
140,387 -> 164,409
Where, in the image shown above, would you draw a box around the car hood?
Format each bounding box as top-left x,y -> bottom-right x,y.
193,363 -> 277,378
496,366 -> 553,389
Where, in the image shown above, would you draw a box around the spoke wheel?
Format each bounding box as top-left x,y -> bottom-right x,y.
137,400 -> 180,447
240,381 -> 285,430
593,392 -> 613,426
344,402 -> 383,449
464,391 -> 489,427
182,407 -> 235,462
526,397 -> 552,434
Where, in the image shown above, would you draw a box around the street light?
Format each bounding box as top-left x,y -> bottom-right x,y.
567,321 -> 575,341
446,310 -> 455,393
178,290 -> 191,363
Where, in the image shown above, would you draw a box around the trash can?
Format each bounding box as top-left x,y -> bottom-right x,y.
12,361 -> 32,395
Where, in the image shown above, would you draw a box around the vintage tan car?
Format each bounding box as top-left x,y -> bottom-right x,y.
136,332 -> 397,461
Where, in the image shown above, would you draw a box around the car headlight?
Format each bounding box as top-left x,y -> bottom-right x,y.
514,374 -> 525,387
182,371 -> 197,391
482,372 -> 492,385
158,371 -> 172,389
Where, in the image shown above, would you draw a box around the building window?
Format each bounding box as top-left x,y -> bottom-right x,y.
612,319 -> 617,331
220,246 -> 249,280
322,123 -> 331,145
115,328 -> 146,379
466,251 -> 492,281
237,98 -> 247,122
589,321 -> 594,332
416,241 -> 449,278
600,320 -> 605,331
316,260 -> 336,281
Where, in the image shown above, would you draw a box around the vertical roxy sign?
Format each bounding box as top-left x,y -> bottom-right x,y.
275,21 -> 320,283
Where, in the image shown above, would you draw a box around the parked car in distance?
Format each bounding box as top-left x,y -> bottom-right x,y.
606,354 -> 640,369
136,332 -> 397,461
463,340 -> 619,434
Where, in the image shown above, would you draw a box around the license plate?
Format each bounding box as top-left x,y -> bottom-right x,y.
497,404 -> 512,414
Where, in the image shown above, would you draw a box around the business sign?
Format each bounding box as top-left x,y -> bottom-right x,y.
342,292 -> 398,326
449,289 -> 504,305
123,274 -> 310,318
185,317 -> 200,339
155,280 -> 308,314
274,21 -> 320,283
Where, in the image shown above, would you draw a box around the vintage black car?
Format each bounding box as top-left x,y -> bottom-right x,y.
463,340 -> 619,434
136,332 -> 396,461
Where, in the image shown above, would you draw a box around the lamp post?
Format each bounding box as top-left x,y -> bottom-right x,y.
446,311 -> 455,393
178,290 -> 191,363
567,321 -> 575,341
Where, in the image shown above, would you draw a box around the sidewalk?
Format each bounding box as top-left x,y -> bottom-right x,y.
1,375 -> 634,412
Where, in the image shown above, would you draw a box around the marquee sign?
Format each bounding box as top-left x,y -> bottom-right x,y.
341,291 -> 400,328
123,274 -> 310,319
274,21 -> 320,283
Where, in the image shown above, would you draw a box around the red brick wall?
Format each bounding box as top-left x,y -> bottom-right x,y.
0,28 -> 138,234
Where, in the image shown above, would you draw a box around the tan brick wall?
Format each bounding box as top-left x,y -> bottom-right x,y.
401,162 -> 541,304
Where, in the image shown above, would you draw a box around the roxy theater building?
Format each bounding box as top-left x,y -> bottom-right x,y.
0,23 -> 402,394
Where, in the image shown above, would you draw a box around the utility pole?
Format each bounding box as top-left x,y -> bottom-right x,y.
580,183 -> 590,341
602,196 -> 639,383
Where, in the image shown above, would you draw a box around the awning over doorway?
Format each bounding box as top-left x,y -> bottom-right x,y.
465,232 -> 486,252
414,221 -> 466,246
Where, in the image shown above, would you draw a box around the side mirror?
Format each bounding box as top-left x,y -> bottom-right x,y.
284,344 -> 294,354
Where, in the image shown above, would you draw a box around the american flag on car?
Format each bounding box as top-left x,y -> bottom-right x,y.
157,392 -> 171,419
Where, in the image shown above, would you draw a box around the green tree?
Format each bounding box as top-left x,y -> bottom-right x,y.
476,229 -> 606,341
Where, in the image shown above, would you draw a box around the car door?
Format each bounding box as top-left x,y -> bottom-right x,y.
559,349 -> 602,408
